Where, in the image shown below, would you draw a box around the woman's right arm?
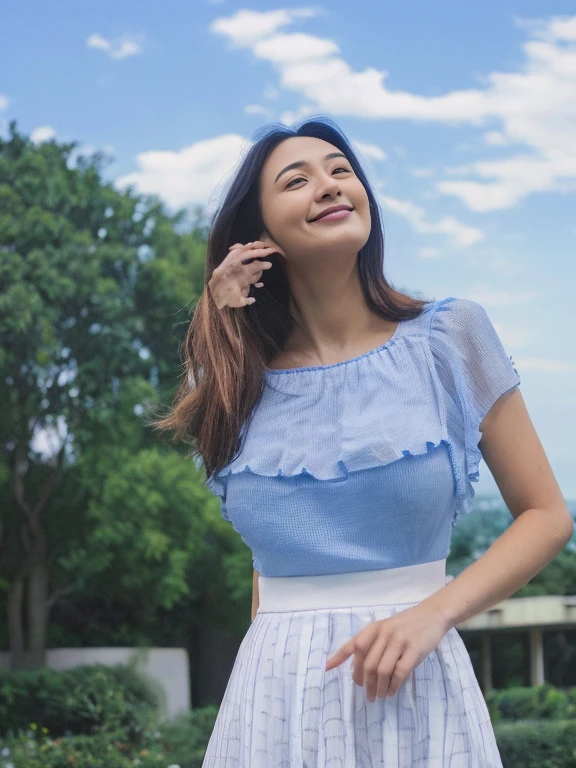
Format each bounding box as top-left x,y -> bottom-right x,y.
251,568 -> 260,621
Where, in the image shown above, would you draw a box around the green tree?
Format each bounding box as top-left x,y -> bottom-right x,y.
0,122 -> 207,668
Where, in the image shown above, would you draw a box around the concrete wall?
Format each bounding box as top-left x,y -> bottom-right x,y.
0,647 -> 190,720
457,595 -> 576,631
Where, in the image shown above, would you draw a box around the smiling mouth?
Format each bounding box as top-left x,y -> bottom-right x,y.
311,208 -> 353,222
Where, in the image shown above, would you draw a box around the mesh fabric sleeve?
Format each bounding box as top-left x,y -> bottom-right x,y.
429,296 -> 521,492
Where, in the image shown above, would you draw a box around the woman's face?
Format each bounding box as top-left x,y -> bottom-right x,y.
258,136 -> 371,261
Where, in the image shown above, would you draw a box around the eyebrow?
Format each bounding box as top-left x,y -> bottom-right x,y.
273,152 -> 348,183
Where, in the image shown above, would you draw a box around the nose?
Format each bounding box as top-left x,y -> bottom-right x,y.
315,170 -> 342,199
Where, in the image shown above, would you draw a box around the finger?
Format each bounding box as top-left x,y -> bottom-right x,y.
325,639 -> 355,671
361,634 -> 391,700
353,627 -> 388,689
386,653 -> 417,699
326,621 -> 379,671
228,241 -> 255,254
228,246 -> 276,263
241,253 -> 276,267
252,237 -> 285,256
243,248 -> 277,258
373,640 -> 406,700
250,262 -> 273,277
263,241 -> 285,257
255,282 -> 264,288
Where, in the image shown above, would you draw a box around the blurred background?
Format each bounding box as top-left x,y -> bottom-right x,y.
1,2 -> 575,766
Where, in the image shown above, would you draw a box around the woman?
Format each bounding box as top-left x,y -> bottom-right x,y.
154,116 -> 573,766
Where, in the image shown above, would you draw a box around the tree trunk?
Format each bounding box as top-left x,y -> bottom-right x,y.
28,559 -> 49,669
7,575 -> 25,670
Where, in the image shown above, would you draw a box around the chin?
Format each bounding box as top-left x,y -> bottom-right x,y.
324,229 -> 369,248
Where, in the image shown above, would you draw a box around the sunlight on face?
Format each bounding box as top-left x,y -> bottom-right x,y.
258,136 -> 371,261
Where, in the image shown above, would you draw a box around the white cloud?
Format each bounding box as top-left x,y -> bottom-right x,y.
410,167 -> 435,178
0,93 -> 8,110
528,14 -> 576,42
210,8 -> 318,47
279,105 -> 317,125
86,33 -> 144,60
379,194 -> 483,247
30,126 -> 56,144
244,104 -> 274,117
254,33 -> 338,63
483,131 -> 507,146
419,247 -> 440,259
264,84 -> 280,100
115,134 -> 250,212
352,141 -> 387,162
212,10 -> 576,212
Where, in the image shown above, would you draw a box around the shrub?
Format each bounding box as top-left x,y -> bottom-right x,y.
154,706 -> 219,768
495,719 -> 576,768
0,664 -> 160,741
0,728 -> 166,768
0,707 -> 219,768
485,684 -> 576,723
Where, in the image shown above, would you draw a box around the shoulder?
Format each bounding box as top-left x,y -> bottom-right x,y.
429,296 -> 488,325
427,296 -> 497,345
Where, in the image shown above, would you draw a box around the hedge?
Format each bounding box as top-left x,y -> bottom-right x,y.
495,719 -> 576,768
486,684 -> 576,723
0,708 -> 219,768
0,664 -> 159,741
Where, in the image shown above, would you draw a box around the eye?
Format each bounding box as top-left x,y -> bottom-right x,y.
284,166 -> 351,189
285,176 -> 305,189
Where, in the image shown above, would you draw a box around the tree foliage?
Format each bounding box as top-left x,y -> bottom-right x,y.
0,121 -> 219,667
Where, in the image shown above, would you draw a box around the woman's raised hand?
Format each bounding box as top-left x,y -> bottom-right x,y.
208,240 -> 284,310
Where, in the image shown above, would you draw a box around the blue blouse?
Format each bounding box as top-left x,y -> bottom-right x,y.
203,297 -> 521,577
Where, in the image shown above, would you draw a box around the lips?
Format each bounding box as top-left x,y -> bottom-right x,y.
311,204 -> 354,222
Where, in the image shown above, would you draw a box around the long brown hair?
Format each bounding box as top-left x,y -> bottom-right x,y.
151,115 -> 431,480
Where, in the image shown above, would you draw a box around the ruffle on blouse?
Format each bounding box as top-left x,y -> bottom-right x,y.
205,296 -> 521,526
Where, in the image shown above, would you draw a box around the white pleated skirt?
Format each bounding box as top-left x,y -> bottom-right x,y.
202,559 -> 503,767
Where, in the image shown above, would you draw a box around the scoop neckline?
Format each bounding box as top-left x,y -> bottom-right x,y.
264,321 -> 403,375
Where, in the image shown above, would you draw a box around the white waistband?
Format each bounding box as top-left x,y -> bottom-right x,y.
257,559 -> 448,612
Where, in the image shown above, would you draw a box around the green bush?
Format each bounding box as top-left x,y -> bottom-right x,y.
154,706 -> 219,768
0,664 -> 160,741
495,719 -> 576,768
0,707 -> 219,768
485,684 -> 576,723
0,727 -> 165,768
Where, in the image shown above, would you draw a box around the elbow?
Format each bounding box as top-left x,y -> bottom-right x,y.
563,514 -> 575,543
551,506 -> 575,545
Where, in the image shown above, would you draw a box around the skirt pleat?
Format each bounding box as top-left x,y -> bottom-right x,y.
202,600 -> 503,767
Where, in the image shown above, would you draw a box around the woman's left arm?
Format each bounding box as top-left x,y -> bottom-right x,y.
426,386 -> 574,628
325,387 -> 574,700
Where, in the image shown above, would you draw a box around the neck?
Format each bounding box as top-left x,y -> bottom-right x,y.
282,259 -> 386,358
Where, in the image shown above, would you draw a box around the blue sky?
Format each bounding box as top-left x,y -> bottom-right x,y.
2,1 -> 575,499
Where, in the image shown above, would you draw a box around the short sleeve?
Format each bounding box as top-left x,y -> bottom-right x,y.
429,297 -> 521,507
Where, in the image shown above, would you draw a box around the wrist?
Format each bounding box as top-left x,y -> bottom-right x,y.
421,589 -> 458,633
